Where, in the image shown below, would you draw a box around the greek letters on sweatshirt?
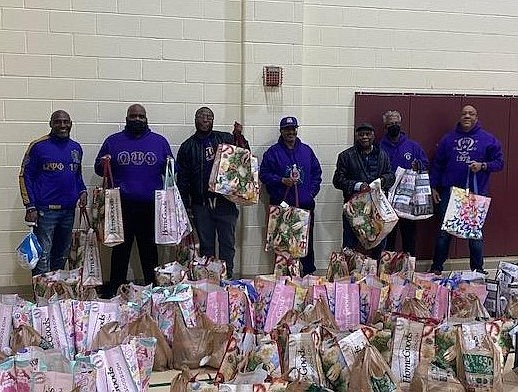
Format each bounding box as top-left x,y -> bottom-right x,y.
19,134 -> 86,210
259,137 -> 322,210
94,128 -> 173,202
429,122 -> 504,195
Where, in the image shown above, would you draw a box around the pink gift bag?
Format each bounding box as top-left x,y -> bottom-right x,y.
334,282 -> 360,331
264,283 -> 295,333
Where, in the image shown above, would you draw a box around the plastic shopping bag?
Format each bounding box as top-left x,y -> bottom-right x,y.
16,228 -> 43,270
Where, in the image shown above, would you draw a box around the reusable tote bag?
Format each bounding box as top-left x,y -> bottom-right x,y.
388,164 -> 434,220
155,156 -> 192,245
208,143 -> 260,206
441,170 -> 491,240
265,184 -> 311,259
344,178 -> 399,249
81,227 -> 103,287
97,157 -> 124,247
68,206 -> 90,270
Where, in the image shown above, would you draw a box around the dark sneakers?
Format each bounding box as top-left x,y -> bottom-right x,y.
474,268 -> 489,275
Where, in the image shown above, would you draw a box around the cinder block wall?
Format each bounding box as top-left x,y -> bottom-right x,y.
1,0 -> 517,285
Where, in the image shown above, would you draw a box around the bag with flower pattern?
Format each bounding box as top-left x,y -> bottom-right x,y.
441,172 -> 491,240
344,179 -> 398,250
265,185 -> 311,259
209,143 -> 260,206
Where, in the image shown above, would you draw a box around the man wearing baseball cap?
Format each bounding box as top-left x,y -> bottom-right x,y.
332,123 -> 395,259
260,116 -> 322,276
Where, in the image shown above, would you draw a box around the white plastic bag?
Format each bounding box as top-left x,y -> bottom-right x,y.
16,228 -> 42,270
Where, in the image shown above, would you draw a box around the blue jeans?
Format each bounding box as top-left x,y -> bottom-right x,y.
192,200 -> 238,276
430,188 -> 484,272
342,214 -> 386,260
32,208 -> 75,276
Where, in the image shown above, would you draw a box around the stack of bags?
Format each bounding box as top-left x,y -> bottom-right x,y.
164,249 -> 518,391
6,246 -> 518,391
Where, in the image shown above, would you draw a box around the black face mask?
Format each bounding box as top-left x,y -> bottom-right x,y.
387,124 -> 401,138
126,119 -> 148,135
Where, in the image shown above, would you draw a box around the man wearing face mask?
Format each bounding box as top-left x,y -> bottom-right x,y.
95,104 -> 172,296
333,123 -> 395,259
380,110 -> 428,255
19,110 -> 87,275
176,107 -> 249,279
259,116 -> 322,276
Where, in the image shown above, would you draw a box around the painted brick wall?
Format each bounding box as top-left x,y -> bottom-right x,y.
1,1 -> 517,285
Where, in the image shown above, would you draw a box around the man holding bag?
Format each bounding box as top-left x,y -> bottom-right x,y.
19,110 -> 87,275
429,105 -> 504,275
95,104 -> 172,296
333,123 -> 395,259
380,110 -> 429,255
176,107 -> 249,279
259,116 -> 322,276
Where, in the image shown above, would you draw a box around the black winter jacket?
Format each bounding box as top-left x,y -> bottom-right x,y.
176,130 -> 249,209
332,144 -> 395,202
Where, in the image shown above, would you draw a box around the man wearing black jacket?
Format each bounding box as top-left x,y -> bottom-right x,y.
332,123 -> 395,259
176,107 -> 249,279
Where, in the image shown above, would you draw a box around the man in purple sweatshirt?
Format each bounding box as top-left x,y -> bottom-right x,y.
95,104 -> 172,295
380,110 -> 428,255
429,105 -> 504,275
259,116 -> 322,276
19,110 -> 87,275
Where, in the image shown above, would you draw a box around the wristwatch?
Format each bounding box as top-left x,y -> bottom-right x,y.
481,162 -> 487,171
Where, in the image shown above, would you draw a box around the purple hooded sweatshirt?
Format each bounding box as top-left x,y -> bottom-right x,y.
380,133 -> 429,171
95,127 -> 173,202
259,137 -> 322,210
429,121 -> 504,195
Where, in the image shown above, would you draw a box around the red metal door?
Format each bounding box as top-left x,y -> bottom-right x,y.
355,92 -> 513,260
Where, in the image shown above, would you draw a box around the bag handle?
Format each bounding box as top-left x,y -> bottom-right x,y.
102,158 -> 114,189
283,183 -> 300,208
78,206 -> 91,229
465,166 -> 479,194
413,159 -> 423,173
164,156 -> 175,190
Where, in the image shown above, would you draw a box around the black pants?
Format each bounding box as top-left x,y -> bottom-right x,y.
385,218 -> 417,255
300,209 -> 316,275
108,199 -> 158,296
192,201 -> 239,276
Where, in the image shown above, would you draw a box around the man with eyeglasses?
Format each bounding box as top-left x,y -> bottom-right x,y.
176,107 -> 249,279
380,110 -> 428,255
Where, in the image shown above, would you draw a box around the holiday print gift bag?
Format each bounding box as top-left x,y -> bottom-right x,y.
265,203 -> 310,258
344,178 -> 399,249
209,143 -> 260,206
273,250 -> 301,278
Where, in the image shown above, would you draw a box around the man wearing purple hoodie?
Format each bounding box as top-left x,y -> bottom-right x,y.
259,116 -> 322,276
429,105 -> 504,275
380,110 -> 428,255
95,104 -> 173,296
